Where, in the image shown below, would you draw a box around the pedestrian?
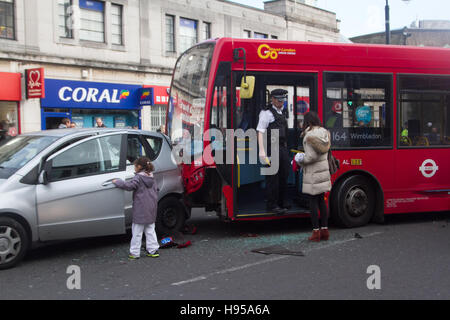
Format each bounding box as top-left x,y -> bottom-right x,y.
295,111 -> 331,242
95,117 -> 107,128
58,118 -> 71,129
257,89 -> 291,215
113,157 -> 160,259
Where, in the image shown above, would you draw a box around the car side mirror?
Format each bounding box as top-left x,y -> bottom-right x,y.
38,170 -> 49,185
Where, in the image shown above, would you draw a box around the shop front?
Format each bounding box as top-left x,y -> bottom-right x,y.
143,85 -> 170,132
0,72 -> 21,144
40,79 -> 142,130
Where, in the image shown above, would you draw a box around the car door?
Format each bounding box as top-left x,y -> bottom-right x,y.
36,133 -> 132,241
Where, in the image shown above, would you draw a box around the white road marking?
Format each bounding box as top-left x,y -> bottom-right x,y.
171,231 -> 384,286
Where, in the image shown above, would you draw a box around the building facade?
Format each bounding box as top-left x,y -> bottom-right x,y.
0,0 -> 339,137
350,20 -> 450,48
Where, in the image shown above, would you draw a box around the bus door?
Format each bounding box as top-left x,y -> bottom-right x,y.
233,72 -> 317,218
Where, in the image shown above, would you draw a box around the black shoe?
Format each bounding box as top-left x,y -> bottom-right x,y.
268,206 -> 287,215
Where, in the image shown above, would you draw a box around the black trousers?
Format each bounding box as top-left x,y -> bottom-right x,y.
309,193 -> 329,229
265,145 -> 290,209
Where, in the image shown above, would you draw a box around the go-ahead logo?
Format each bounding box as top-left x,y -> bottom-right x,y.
257,44 -> 296,60
419,159 -> 439,178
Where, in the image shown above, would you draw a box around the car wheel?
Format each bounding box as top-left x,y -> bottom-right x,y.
0,217 -> 29,270
331,175 -> 376,228
156,197 -> 186,236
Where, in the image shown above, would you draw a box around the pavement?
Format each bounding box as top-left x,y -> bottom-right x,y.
0,209 -> 449,300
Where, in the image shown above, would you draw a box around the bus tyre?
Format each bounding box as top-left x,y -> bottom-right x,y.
332,175 -> 376,228
156,197 -> 186,236
0,217 -> 29,270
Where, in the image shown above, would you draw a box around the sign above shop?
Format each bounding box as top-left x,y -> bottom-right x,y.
142,85 -> 170,106
41,79 -> 141,110
138,88 -> 153,106
26,68 -> 45,99
0,72 -> 21,101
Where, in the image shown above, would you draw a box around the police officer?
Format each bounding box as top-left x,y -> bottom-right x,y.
257,89 -> 290,215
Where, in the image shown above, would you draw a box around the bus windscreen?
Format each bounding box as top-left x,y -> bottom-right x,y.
167,43 -> 215,158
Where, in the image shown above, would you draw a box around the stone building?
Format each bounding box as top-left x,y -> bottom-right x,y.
350,20 -> 450,48
0,0 -> 340,135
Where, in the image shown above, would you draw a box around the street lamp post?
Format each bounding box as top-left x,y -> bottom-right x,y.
385,0 -> 390,44
385,0 -> 412,45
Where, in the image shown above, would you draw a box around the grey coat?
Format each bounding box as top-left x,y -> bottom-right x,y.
300,126 -> 332,195
113,172 -> 158,225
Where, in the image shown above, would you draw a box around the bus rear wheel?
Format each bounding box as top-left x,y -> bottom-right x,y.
332,175 -> 376,228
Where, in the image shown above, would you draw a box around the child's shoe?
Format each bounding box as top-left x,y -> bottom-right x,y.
147,250 -> 160,258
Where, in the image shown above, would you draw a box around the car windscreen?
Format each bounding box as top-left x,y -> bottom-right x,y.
0,136 -> 58,179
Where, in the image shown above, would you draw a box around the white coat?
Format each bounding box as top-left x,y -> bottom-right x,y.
299,126 -> 331,195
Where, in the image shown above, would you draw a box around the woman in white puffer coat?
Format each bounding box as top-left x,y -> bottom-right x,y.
296,111 -> 332,242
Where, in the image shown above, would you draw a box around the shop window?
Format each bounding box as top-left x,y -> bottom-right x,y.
165,14 -> 175,53
79,0 -> 105,43
58,0 -> 73,38
111,3 -> 123,45
399,75 -> 450,147
50,135 -> 122,182
324,73 -> 393,148
0,101 -> 18,145
179,17 -> 198,53
0,0 -> 15,40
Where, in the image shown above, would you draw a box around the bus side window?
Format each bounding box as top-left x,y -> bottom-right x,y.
399,75 -> 450,147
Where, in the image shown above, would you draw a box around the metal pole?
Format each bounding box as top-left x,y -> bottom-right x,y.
385,0 -> 390,44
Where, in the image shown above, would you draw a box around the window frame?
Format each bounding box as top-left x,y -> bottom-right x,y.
165,14 -> 175,53
45,133 -> 127,183
179,17 -> 198,54
397,73 -> 450,149
57,0 -> 73,39
323,71 -> 394,150
79,0 -> 106,43
203,21 -> 211,41
0,0 -> 15,40
111,3 -> 123,46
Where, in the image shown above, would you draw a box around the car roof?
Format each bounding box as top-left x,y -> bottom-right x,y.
21,128 -> 161,138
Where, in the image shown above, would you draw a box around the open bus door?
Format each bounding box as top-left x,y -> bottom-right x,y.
233,71 -> 317,219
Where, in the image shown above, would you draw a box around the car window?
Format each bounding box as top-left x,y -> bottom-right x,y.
49,135 -> 123,182
144,136 -> 163,161
0,136 -> 57,179
126,135 -> 163,165
126,135 -> 146,165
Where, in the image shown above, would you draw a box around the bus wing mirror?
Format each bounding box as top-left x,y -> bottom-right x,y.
240,76 -> 255,99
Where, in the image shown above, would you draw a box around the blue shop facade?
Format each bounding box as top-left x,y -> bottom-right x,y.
40,79 -> 153,130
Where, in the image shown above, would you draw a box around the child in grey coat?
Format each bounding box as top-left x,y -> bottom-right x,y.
113,157 -> 159,259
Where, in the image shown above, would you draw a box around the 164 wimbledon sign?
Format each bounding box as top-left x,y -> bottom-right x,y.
41,79 -> 141,110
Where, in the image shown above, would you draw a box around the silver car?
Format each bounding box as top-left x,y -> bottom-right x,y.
0,128 -> 187,269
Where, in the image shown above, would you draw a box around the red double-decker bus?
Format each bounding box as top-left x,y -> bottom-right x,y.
166,38 -> 450,228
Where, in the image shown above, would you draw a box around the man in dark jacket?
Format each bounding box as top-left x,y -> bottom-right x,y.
257,89 -> 290,215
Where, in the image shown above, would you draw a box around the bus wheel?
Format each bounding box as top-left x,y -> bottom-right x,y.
332,175 -> 375,228
156,197 -> 186,236
0,217 -> 29,270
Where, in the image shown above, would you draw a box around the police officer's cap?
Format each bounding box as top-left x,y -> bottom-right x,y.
271,89 -> 288,100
